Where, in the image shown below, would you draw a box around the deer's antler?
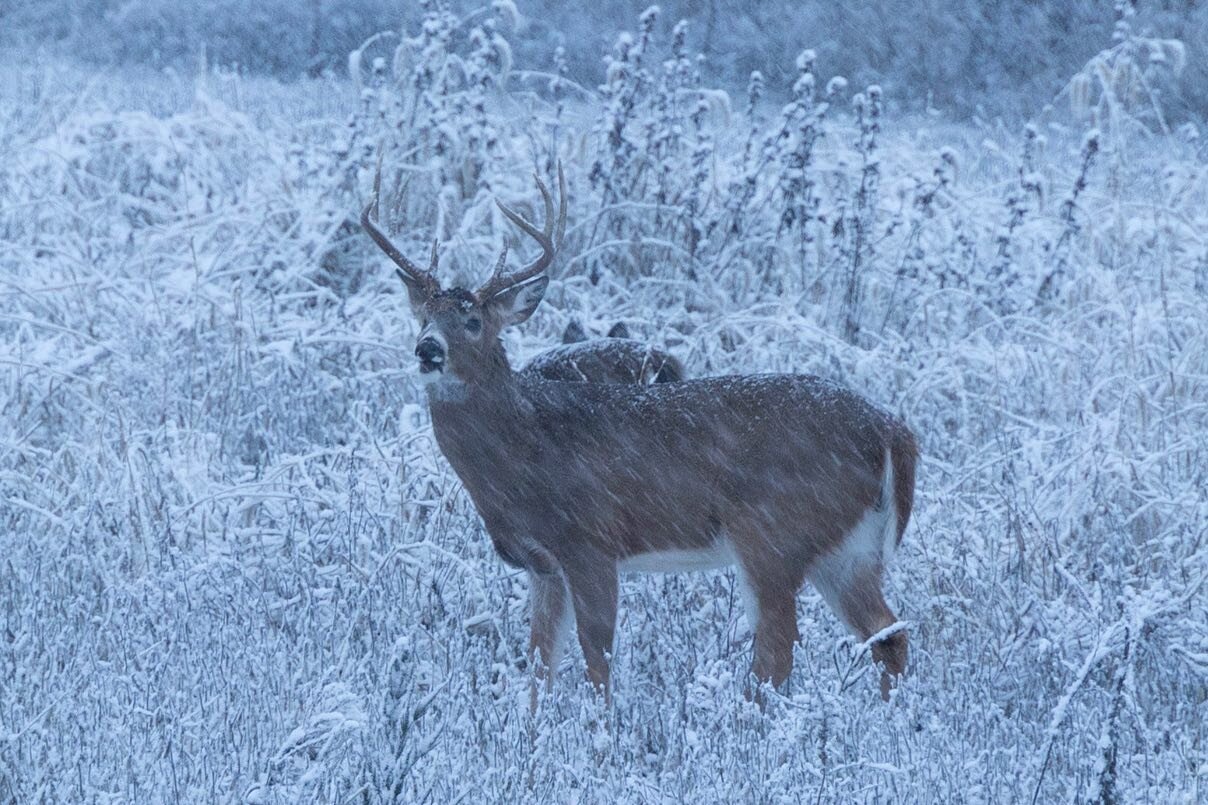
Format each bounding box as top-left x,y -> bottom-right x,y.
361,156 -> 440,296
478,162 -> 566,300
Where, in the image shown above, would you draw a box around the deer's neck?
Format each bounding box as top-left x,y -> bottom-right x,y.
424,344 -> 538,534
425,341 -> 529,459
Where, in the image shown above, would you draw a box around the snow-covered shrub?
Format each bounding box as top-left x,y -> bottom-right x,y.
0,5 -> 1204,802
1066,1 -> 1187,137
18,100 -> 262,232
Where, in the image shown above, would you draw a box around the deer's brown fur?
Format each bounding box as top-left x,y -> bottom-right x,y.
524,338 -> 684,384
363,164 -> 917,702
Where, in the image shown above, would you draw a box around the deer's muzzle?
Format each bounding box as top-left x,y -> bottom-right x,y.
416,336 -> 445,373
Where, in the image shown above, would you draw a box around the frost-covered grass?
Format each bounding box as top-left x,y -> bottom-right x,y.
1,8 -> 1206,801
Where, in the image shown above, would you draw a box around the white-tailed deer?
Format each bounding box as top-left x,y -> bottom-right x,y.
523,320 -> 684,385
363,164 -> 917,702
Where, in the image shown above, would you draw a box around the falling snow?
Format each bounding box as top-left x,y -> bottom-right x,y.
1,2 -> 1206,803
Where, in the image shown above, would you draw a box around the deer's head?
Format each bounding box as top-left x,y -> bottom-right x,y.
362,164 -> 566,385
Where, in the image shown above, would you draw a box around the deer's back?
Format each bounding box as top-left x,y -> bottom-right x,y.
508,374 -> 912,564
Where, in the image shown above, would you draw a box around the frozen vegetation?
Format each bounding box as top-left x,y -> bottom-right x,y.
0,3 -> 1205,802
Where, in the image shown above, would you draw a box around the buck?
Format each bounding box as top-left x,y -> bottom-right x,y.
363,165 -> 917,702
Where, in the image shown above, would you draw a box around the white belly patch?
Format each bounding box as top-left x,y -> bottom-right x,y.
619,541 -> 737,573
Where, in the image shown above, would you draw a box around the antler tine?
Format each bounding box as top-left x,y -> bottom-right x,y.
492,242 -> 509,277
477,239 -> 512,297
360,156 -> 439,294
478,162 -> 566,300
554,161 -> 567,248
537,175 -> 555,238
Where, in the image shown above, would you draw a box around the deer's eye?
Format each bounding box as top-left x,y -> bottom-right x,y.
465,316 -> 482,335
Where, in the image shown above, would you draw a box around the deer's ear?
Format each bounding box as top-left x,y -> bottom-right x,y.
606,321 -> 630,339
562,319 -> 587,344
396,269 -> 430,317
489,275 -> 549,327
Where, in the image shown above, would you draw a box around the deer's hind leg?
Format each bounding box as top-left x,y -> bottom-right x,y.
730,531 -> 807,693
835,569 -> 906,701
749,585 -> 799,689
808,549 -> 906,701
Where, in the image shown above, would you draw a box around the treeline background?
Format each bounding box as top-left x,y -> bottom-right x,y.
3,0 -> 1206,119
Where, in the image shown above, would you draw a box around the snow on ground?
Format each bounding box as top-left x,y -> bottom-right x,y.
0,8 -> 1205,802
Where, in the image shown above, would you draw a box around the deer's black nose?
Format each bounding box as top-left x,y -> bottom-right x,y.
416,337 -> 445,367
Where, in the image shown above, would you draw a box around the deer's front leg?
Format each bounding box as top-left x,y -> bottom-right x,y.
750,588 -> 800,690
528,569 -> 571,709
563,558 -> 619,700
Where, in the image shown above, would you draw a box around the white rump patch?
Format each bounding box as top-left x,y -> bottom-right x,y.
806,449 -> 897,630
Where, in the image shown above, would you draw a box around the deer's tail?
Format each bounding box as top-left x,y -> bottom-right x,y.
890,425 -> 918,546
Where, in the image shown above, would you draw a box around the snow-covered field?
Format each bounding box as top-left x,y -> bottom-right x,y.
1,7 -> 1205,802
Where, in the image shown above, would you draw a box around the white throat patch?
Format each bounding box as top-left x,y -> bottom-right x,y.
422,372 -> 467,402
